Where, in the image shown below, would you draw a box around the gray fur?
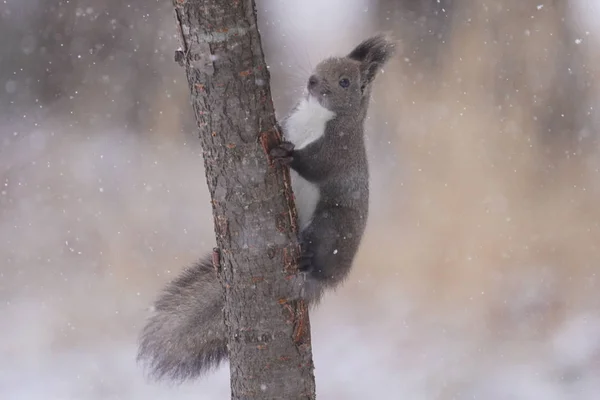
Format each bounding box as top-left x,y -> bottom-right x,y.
138,257 -> 226,381
278,34 -> 395,289
137,35 -> 395,382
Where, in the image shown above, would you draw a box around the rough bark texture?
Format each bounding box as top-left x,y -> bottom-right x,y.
172,1 -> 316,399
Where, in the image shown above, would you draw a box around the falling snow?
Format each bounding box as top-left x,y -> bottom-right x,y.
2,1 -> 600,399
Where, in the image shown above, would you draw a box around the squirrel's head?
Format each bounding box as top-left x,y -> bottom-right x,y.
306,34 -> 395,115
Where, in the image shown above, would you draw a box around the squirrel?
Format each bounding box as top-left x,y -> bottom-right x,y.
137,35 -> 395,382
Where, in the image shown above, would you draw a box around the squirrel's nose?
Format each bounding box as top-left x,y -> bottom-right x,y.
308,75 -> 319,89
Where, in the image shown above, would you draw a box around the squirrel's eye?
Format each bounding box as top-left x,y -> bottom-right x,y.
339,78 -> 350,88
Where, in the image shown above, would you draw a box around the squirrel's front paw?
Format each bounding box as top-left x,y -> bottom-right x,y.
297,252 -> 314,273
297,242 -> 315,273
269,141 -> 295,165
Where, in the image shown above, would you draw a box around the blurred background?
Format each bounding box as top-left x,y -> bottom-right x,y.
2,0 -> 600,399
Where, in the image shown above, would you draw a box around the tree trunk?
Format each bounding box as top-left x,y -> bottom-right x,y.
171,1 -> 316,399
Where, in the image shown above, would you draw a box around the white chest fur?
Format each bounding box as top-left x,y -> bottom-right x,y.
284,96 -> 335,229
284,96 -> 335,150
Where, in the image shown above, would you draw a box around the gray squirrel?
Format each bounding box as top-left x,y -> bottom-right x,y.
138,35 -> 395,381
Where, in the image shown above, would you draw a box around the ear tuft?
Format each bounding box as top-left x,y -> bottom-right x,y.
347,34 -> 396,90
347,34 -> 395,65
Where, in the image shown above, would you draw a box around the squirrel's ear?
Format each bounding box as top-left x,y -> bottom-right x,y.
347,34 -> 395,91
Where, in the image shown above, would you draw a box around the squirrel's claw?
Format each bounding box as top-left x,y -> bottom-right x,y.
297,244 -> 315,273
270,141 -> 295,165
297,254 -> 313,273
279,141 -> 295,152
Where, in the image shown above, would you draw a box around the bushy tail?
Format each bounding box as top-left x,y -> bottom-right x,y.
137,256 -> 227,381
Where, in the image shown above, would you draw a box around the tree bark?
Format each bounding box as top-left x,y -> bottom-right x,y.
172,1 -> 316,399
